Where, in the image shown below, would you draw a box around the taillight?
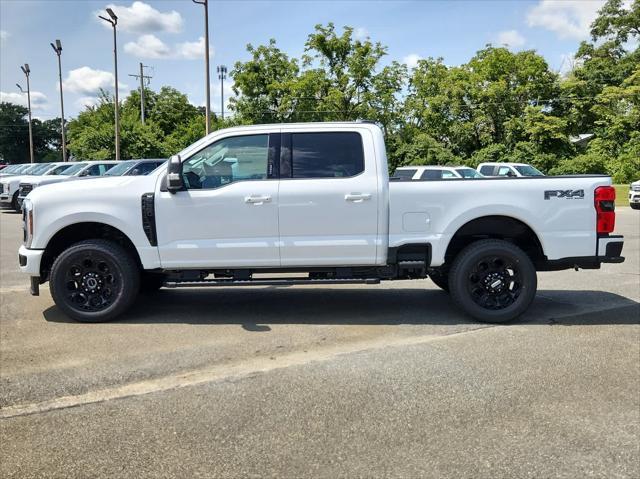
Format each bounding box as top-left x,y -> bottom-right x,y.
595,186 -> 615,234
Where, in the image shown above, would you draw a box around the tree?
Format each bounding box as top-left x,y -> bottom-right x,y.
0,102 -> 61,163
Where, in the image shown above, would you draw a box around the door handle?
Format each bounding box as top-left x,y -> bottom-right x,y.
244,195 -> 272,204
344,193 -> 372,202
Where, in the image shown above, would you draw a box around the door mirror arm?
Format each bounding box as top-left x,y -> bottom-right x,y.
167,155 -> 184,193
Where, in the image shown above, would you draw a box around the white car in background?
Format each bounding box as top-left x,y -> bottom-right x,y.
0,162 -> 67,211
629,181 -> 640,210
392,165 -> 484,180
477,162 -> 545,177
16,161 -> 118,209
0,163 -> 32,177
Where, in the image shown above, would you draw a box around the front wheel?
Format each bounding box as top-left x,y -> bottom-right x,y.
49,239 -> 140,322
448,239 -> 537,323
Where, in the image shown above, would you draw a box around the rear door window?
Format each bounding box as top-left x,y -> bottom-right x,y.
290,132 -> 364,179
497,166 -> 514,177
420,169 -> 443,180
392,169 -> 417,179
479,165 -> 494,175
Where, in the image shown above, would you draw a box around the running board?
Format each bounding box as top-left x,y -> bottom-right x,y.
164,277 -> 381,288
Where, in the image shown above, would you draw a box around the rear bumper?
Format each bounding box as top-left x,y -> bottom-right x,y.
537,235 -> 624,271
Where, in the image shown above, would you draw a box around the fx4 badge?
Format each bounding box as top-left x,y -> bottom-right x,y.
544,189 -> 585,200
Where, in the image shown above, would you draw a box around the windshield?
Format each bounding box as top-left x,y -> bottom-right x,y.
47,164 -> 74,175
1,165 -> 20,173
514,165 -> 544,176
22,164 -> 48,175
60,163 -> 88,176
15,164 -> 34,174
456,168 -> 483,178
104,160 -> 136,176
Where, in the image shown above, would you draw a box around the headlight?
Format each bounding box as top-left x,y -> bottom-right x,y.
22,198 -> 33,247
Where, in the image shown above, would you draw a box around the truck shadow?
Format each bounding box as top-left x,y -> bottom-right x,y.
42,287 -> 640,327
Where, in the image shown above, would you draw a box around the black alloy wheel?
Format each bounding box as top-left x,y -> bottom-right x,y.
50,240 -> 140,322
449,239 -> 537,323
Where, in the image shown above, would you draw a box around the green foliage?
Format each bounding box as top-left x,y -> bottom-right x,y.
0,102 -> 62,163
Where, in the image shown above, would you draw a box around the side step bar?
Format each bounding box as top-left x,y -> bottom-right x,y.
164,277 -> 381,288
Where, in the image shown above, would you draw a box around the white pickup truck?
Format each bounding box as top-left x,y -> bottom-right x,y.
19,122 -> 625,323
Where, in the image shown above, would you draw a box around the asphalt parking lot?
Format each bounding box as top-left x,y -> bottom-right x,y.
1,207 -> 638,478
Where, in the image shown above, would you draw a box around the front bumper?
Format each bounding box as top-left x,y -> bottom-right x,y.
18,244 -> 44,276
0,194 -> 10,202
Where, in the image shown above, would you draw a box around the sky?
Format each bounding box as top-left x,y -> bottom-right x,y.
0,0 -> 609,121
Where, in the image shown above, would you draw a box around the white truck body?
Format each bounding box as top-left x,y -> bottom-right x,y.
18,122 -> 625,323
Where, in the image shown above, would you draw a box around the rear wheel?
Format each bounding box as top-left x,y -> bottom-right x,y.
49,239 -> 140,322
448,239 -> 536,323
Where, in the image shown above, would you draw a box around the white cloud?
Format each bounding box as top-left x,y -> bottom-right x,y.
62,67 -> 127,95
354,27 -> 369,41
75,96 -> 102,109
124,34 -> 213,60
496,30 -> 526,49
527,0 -> 605,40
97,1 -> 183,34
124,34 -> 171,58
403,53 -> 422,69
0,91 -> 48,110
176,36 -> 213,59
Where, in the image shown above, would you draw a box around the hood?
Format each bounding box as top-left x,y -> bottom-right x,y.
0,174 -> 33,186
29,174 -> 159,204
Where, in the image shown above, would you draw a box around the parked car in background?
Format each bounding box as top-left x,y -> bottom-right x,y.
1,163 -> 67,211
392,165 -> 484,180
0,163 -> 32,177
477,163 -> 545,177
629,181 -> 640,210
102,159 -> 167,177
17,161 -> 118,209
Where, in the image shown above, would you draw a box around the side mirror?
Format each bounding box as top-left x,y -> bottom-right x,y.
79,170 -> 89,177
167,155 -> 183,192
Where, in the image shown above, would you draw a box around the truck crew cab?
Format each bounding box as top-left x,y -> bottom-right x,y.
19,122 -> 624,323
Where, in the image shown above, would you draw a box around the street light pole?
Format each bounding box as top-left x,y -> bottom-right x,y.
192,0 -> 211,134
20,64 -> 34,163
99,8 -> 121,161
51,40 -> 67,162
217,65 -> 227,120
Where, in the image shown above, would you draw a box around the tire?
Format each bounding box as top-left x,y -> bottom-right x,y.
49,239 -> 140,322
448,239 -> 537,323
428,267 -> 449,292
11,192 -> 19,212
140,273 -> 165,293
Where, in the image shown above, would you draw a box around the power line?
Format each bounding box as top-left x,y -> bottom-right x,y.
128,63 -> 152,124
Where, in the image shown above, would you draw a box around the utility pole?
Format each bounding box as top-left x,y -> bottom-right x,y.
217,65 -> 227,120
128,63 -> 152,124
192,0 -> 211,134
99,8 -> 120,161
50,40 -> 67,161
19,64 -> 34,163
